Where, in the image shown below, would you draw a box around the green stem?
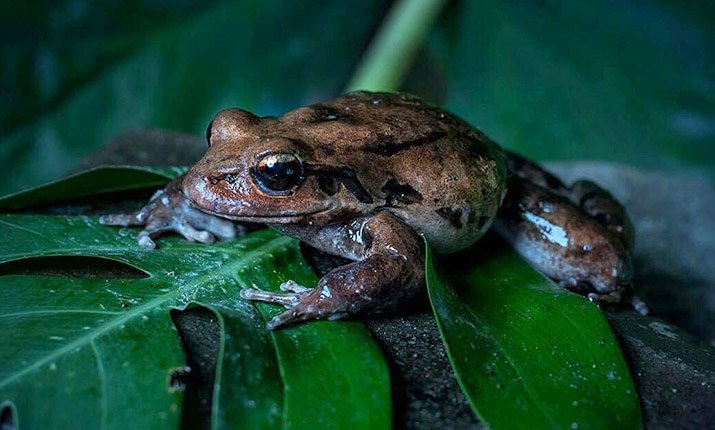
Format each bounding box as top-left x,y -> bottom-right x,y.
345,0 -> 448,92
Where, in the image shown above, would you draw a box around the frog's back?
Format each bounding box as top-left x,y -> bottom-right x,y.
282,91 -> 508,253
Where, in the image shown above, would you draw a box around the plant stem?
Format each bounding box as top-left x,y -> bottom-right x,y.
345,0 -> 448,92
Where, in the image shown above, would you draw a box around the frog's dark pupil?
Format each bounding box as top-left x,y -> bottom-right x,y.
205,120 -> 214,146
253,153 -> 303,192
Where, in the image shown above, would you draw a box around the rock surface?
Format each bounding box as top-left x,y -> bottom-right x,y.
82,130 -> 715,429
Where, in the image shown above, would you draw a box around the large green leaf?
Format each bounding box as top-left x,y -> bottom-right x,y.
426,238 -> 641,429
425,1 -> 715,170
0,215 -> 390,429
0,0 -> 391,196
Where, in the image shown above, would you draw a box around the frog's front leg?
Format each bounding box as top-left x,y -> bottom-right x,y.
100,176 -> 239,249
240,212 -> 425,329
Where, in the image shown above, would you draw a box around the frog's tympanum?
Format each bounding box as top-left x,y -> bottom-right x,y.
101,92 -> 646,329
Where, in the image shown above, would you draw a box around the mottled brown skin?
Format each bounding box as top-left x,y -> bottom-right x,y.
101,91 -> 645,329
184,92 -> 507,253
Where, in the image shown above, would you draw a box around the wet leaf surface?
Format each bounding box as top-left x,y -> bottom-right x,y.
427,237 -> 642,430
0,215 -> 390,429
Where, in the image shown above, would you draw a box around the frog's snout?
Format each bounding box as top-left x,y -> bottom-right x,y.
182,165 -> 246,212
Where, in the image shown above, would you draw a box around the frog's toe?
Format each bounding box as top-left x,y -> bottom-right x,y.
185,207 -> 237,240
137,230 -> 159,249
137,222 -> 181,249
99,211 -> 147,227
279,280 -> 311,293
264,299 -> 349,330
631,295 -> 649,315
240,284 -> 349,329
586,290 -> 622,303
240,287 -> 303,308
174,220 -> 216,244
265,308 -> 309,330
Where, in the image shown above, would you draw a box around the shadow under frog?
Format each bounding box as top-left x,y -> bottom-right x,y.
101,91 -> 646,329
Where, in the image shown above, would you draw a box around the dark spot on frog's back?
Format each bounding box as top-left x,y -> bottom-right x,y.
365,130 -> 447,156
464,207 -> 490,230
381,178 -> 423,205
318,176 -> 339,196
436,207 -> 463,229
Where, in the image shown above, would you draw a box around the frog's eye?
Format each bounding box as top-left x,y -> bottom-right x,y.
205,120 -> 214,146
252,153 -> 304,194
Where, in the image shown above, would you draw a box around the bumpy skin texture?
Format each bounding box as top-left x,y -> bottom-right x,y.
183,91 -> 507,253
101,91 -> 644,328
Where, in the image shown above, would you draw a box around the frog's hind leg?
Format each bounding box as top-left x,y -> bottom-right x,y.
569,180 -> 634,250
503,152 -> 646,312
494,175 -> 640,309
568,180 -> 645,315
505,151 -> 634,250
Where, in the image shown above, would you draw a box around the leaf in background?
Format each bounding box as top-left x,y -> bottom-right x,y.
0,215 -> 391,429
424,1 -> 715,170
426,237 -> 641,430
0,0 -> 392,196
0,165 -> 184,210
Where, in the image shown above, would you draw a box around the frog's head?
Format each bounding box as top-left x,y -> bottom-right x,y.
183,108 -> 373,223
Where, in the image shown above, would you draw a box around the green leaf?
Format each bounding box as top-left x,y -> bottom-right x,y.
0,165 -> 185,210
426,238 -> 641,430
0,0 -> 391,196
426,1 -> 715,170
0,216 -> 391,429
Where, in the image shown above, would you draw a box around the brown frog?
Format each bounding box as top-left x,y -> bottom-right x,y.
101,91 -> 646,329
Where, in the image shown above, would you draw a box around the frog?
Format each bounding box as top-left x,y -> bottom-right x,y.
100,91 -> 646,329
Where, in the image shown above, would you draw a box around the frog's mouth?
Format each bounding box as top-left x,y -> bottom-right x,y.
194,206 -> 334,223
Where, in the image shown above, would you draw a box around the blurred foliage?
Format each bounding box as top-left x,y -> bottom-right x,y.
0,0 -> 391,195
424,1 -> 715,170
1,0 -> 713,195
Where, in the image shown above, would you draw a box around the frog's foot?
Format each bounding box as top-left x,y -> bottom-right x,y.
586,290 -> 622,304
559,279 -> 648,314
240,281 -> 350,330
587,290 -> 649,315
630,295 -> 649,315
99,178 -> 239,249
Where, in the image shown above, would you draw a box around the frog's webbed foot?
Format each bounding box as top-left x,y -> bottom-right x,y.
240,281 -> 350,330
99,177 -> 239,249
